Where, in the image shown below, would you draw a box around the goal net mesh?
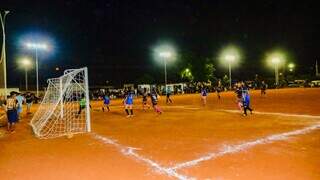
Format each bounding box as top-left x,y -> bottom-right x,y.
30,67 -> 91,139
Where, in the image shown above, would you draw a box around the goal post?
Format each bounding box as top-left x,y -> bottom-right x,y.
30,67 -> 91,139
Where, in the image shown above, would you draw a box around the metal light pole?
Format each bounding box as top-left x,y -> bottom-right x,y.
35,47 -> 39,96
274,63 -> 279,87
25,66 -> 28,91
25,42 -> 48,97
159,51 -> 171,93
271,57 -> 281,87
225,54 -> 235,90
0,10 -> 9,99
164,57 -> 167,92
228,62 -> 232,89
21,58 -> 31,91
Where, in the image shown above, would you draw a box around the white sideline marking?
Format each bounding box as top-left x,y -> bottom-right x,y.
93,134 -> 193,180
220,109 -> 320,119
170,123 -> 320,170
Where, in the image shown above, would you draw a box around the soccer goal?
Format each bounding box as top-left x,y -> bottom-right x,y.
30,67 -> 91,139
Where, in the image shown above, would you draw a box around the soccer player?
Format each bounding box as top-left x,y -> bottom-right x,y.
142,88 -> 150,111
166,88 -> 173,104
261,80 -> 267,96
25,92 -> 33,114
102,93 -> 110,112
150,88 -> 162,114
200,87 -> 208,106
234,82 -> 243,112
78,94 -> 87,115
242,83 -> 253,116
124,89 -> 134,117
216,79 -> 222,100
15,93 -> 25,121
3,93 -> 18,133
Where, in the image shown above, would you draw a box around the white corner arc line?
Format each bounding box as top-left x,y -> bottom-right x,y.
170,123 -> 320,170
92,133 -> 193,180
219,109 -> 320,119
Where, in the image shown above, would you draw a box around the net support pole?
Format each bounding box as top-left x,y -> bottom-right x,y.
60,77 -> 64,118
84,67 -> 91,132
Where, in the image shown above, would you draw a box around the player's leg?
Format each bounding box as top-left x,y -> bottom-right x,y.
243,106 -> 248,116
107,104 -> 110,112
129,105 -> 133,116
125,104 -> 130,117
78,105 -> 82,114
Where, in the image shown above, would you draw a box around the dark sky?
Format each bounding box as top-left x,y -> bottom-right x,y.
1,0 -> 319,87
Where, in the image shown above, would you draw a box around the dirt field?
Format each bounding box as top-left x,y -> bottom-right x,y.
1,88 -> 320,180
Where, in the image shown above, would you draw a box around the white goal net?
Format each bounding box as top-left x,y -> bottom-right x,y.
31,67 -> 91,139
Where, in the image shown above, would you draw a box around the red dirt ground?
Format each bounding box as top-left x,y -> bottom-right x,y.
0,88 -> 319,180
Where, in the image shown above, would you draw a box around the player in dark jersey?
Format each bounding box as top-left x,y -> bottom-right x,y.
166,88 -> 173,104
142,88 -> 150,111
25,92 -> 33,114
216,79 -> 222,100
150,88 -> 162,114
102,93 -> 110,112
124,89 -> 134,117
234,82 -> 243,112
200,87 -> 208,106
261,80 -> 267,96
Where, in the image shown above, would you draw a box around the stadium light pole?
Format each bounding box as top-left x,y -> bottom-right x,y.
225,54 -> 236,89
21,58 -> 32,91
219,45 -> 241,90
271,57 -> 281,87
0,10 -> 10,99
159,51 -> 172,93
25,42 -> 48,97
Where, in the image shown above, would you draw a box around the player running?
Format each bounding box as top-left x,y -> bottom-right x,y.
142,88 -> 150,111
150,88 -> 162,114
216,79 -> 222,100
241,84 -> 253,116
102,93 -> 110,112
261,80 -> 267,96
25,92 -> 33,114
200,87 -> 208,106
166,88 -> 173,104
124,89 -> 134,117
234,82 -> 243,112
3,93 -> 18,133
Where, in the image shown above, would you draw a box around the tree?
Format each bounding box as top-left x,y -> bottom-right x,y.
180,67 -> 194,82
204,62 -> 216,82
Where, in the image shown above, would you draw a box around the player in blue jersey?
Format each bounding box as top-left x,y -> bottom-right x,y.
200,87 -> 208,106
102,93 -> 110,112
124,89 -> 134,117
241,83 -> 253,116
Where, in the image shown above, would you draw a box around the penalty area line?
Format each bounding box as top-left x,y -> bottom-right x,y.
170,123 -> 320,171
92,133 -> 193,180
219,109 -> 320,119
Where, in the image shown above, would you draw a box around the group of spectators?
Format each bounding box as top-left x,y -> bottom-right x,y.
1,92 -> 34,133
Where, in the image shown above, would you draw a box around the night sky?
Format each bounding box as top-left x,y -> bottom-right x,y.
1,0 -> 319,88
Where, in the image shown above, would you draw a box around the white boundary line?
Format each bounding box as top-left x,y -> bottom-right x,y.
219,109 -> 320,119
92,109 -> 320,179
92,133 -> 193,180
170,123 -> 320,170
